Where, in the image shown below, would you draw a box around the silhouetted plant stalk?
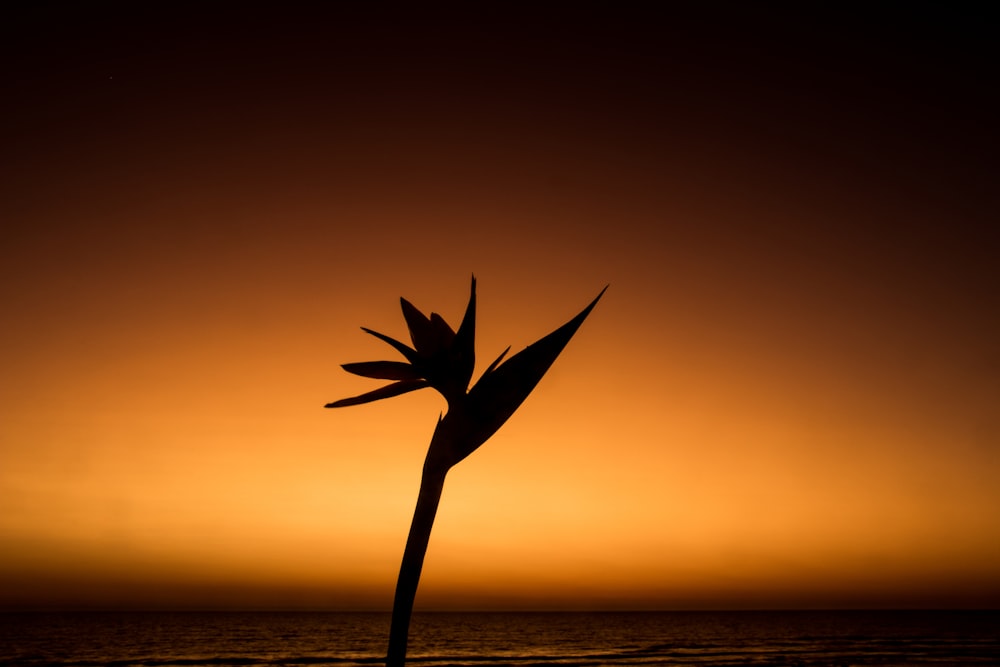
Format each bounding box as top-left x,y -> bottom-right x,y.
326,277 -> 605,667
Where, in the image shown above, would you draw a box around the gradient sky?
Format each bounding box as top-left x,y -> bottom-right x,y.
1,5 -> 997,611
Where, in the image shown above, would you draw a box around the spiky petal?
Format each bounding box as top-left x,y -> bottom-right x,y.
325,380 -> 430,408
480,346 -> 511,378
450,275 -> 477,392
401,298 -> 452,355
342,361 -> 424,381
361,327 -> 420,365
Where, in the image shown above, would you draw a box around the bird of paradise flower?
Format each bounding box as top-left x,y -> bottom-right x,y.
326,277 -> 606,667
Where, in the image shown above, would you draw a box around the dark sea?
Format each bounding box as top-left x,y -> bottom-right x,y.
1,611 -> 997,667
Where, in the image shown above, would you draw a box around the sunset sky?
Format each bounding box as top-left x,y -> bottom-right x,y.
1,5 -> 997,611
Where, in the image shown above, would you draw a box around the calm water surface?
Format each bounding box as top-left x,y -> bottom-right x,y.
1,611 -> 997,666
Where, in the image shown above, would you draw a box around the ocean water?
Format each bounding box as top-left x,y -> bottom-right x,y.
1,610 -> 997,666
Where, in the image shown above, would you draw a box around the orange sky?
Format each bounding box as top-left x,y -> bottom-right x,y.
1,5 -> 997,610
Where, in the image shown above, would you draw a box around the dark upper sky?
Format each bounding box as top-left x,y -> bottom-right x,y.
5,4 -> 996,286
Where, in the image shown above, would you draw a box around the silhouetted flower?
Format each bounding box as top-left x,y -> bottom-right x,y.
326,278 -> 606,451
325,277 -> 605,667
326,277 -> 499,408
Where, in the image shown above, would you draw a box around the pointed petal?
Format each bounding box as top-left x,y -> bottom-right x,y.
342,361 -> 424,381
462,285 -> 607,450
362,327 -> 420,364
324,380 -> 430,408
479,346 -> 511,379
451,274 -> 477,389
400,298 -> 447,354
429,312 -> 456,344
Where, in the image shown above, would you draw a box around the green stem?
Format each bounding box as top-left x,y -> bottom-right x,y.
386,463 -> 448,667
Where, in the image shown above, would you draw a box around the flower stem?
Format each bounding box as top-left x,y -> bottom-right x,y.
386,462 -> 448,667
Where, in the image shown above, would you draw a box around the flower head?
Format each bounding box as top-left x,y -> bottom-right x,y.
326,276 -> 481,408
327,277 -> 606,465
